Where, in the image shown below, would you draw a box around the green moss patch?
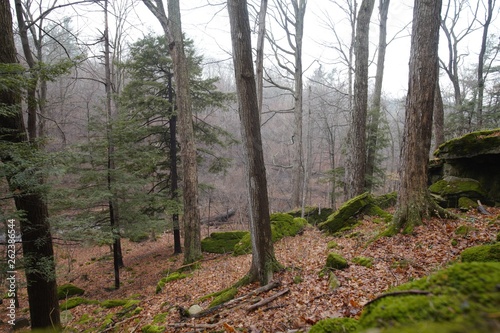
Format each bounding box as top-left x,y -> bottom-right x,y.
201,231 -> 249,254
461,243 -> 500,262
287,206 -> 335,225
359,262 -> 500,331
60,296 -> 92,310
434,128 -> 500,159
233,213 -> 307,256
458,197 -> 478,211
57,283 -> 85,299
141,324 -> 165,333
156,271 -> 190,294
325,252 -> 348,271
429,176 -> 487,208
309,318 -> 359,333
100,299 -> 139,309
208,287 -> 238,308
318,192 -> 392,234
352,256 -> 373,268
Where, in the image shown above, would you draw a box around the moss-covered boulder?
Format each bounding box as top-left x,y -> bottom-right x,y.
435,128 -> 500,159
287,206 -> 334,225
57,283 -> 85,300
201,231 -> 249,254
372,192 -> 397,209
429,176 -> 488,208
433,129 -> 500,204
461,243 -> 500,262
60,297 -> 90,310
458,196 -> 478,211
358,262 -> 500,332
318,192 -> 391,234
233,213 -> 307,256
325,252 -> 348,270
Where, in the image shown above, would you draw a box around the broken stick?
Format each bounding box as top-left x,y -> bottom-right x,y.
246,288 -> 290,312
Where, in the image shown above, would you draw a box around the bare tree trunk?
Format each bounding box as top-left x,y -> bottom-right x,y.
14,0 -> 38,142
168,72 -> 182,254
474,0 -> 494,129
228,0 -> 278,285
167,0 -> 202,264
104,0 -> 123,290
366,0 -> 390,191
0,1 -> 60,329
290,0 -> 307,208
256,0 -> 268,118
142,0 -> 202,264
433,77 -> 445,150
392,0 -> 450,234
345,0 -> 375,199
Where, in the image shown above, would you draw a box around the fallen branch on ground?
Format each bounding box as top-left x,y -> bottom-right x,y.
247,288 -> 290,312
186,280 -> 281,318
364,290 -> 431,307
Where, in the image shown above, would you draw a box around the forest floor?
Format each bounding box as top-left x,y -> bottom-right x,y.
2,207 -> 499,333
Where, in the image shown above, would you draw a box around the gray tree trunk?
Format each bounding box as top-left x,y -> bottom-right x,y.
392,0 -> 448,233
366,0 -> 390,191
142,0 -> 202,264
345,0 -> 375,199
0,1 -> 60,329
227,0 -> 277,285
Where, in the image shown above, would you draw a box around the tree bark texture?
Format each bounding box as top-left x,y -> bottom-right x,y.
345,0 -> 375,199
290,0 -> 306,209
0,1 -> 61,329
366,0 -> 390,191
392,0 -> 444,233
166,0 -> 202,264
227,0 -> 277,285
142,0 -> 202,264
433,77 -> 445,150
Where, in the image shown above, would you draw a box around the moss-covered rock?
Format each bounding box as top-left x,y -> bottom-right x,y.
373,192 -> 397,209
101,299 -> 139,309
233,213 -> 307,256
156,271 -> 190,294
454,224 -> 472,236
319,192 -> 391,234
461,243 -> 500,262
435,128 -> 500,159
57,283 -> 85,299
309,318 -> 359,333
429,176 -> 487,208
458,196 -> 478,211
358,262 -> 500,331
287,206 -> 335,225
201,231 -> 249,254
325,252 -> 348,270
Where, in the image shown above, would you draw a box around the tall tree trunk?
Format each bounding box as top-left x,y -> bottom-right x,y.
256,0 -> 268,118
14,0 -> 38,142
290,0 -> 307,208
168,72 -> 182,254
167,0 -> 201,264
366,0 -> 390,191
228,0 -> 278,285
104,0 -> 123,290
474,0 -> 494,129
0,1 -> 60,329
433,77 -> 445,150
392,0 -> 450,234
142,0 -> 202,264
345,0 -> 375,199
